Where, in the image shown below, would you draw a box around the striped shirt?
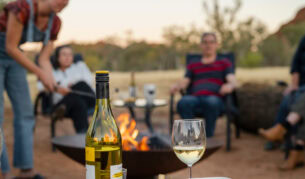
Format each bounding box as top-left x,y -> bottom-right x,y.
185,58 -> 233,97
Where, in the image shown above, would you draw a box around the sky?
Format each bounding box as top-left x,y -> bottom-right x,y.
31,0 -> 305,46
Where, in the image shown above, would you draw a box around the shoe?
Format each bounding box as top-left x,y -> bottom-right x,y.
259,124 -> 287,142
51,105 -> 66,120
279,150 -> 305,171
13,173 -> 44,179
264,141 -> 278,151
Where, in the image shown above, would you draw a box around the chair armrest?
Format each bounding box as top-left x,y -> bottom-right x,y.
179,89 -> 186,96
277,80 -> 288,87
224,91 -> 239,117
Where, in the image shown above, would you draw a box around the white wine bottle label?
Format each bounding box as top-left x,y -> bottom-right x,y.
86,164 -> 95,179
85,147 -> 95,162
110,164 -> 123,179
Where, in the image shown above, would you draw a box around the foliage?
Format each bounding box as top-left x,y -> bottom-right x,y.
203,0 -> 268,66
258,22 -> 305,66
14,0 -> 305,70
239,51 -> 263,68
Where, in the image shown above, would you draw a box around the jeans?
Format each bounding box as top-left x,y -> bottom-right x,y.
274,86 -> 305,134
0,59 -> 35,173
177,95 -> 224,137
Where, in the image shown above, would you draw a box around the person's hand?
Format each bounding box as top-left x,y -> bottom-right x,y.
38,70 -> 56,92
56,86 -> 71,96
283,85 -> 298,96
170,83 -> 180,94
287,112 -> 301,125
220,83 -> 234,96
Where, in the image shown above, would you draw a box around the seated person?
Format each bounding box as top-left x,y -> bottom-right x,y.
264,35 -> 305,150
259,92 -> 305,170
170,32 -> 238,137
38,45 -> 95,133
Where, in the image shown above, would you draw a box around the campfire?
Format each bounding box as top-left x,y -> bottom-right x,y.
117,113 -> 150,151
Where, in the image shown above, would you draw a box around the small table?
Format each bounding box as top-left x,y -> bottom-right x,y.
112,99 -> 167,133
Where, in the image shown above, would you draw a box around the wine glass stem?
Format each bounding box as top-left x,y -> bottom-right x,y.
189,166 -> 192,179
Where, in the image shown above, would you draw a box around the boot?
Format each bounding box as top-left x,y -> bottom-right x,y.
279,150 -> 305,171
258,124 -> 287,142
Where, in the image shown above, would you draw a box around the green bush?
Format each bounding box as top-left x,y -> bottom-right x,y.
239,51 -> 263,68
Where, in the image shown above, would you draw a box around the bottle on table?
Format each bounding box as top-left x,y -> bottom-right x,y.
128,71 -> 136,102
86,71 -> 123,179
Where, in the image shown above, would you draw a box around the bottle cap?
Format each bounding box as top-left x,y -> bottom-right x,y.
96,70 -> 109,82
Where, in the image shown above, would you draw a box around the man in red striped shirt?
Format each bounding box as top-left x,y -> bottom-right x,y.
170,33 -> 238,137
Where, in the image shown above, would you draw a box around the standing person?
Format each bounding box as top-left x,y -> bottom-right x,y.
0,0 -> 69,178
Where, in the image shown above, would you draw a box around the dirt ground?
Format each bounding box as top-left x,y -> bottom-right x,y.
2,106 -> 305,179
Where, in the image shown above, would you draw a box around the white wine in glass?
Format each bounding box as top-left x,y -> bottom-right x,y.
172,119 -> 206,179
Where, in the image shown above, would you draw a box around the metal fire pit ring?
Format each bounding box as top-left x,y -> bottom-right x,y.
52,134 -> 222,179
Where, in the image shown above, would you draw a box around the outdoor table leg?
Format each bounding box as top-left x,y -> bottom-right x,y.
145,105 -> 154,133
127,105 -> 136,120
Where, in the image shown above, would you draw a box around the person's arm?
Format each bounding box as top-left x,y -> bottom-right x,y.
170,77 -> 191,94
287,36 -> 305,94
284,73 -> 300,95
220,74 -> 237,96
5,12 -> 55,91
38,41 -> 56,83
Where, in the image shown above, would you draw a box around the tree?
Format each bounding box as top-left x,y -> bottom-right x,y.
203,0 -> 268,66
162,25 -> 202,67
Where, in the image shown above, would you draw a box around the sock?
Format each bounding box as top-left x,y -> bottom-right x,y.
281,120 -> 291,130
294,144 -> 304,151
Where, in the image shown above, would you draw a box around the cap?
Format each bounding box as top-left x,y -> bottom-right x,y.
96,70 -> 109,82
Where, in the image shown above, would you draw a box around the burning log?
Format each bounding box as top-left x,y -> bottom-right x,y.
236,83 -> 284,133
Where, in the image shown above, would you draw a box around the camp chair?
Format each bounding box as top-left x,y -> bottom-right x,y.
169,53 -> 240,151
33,54 -> 94,151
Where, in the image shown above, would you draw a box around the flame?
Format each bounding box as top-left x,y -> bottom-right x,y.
103,129 -> 118,143
117,113 -> 150,151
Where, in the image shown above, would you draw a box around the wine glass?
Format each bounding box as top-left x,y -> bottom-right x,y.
172,119 -> 206,179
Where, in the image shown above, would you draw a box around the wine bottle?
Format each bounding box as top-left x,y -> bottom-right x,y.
86,71 -> 123,179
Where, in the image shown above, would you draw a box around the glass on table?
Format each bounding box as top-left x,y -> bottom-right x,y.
172,119 -> 206,179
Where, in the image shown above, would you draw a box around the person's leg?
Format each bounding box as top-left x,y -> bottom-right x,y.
274,95 -> 291,124
5,61 -> 35,175
279,124 -> 305,171
70,81 -> 95,109
259,94 -> 302,142
177,95 -> 200,119
0,61 -> 10,175
56,93 -> 89,133
200,95 -> 224,137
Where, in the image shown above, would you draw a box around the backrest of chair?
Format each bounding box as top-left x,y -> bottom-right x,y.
34,53 -> 85,115
34,53 -> 84,69
186,52 -> 236,72
185,52 -> 236,94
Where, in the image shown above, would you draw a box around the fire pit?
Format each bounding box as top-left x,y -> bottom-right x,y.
52,134 -> 222,179
52,114 -> 222,178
